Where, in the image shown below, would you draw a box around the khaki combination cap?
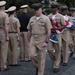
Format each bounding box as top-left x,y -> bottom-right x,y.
70,7 -> 75,11
51,2 -> 59,8
20,5 -> 28,9
0,1 -> 6,7
32,3 -> 42,11
60,5 -> 68,10
8,6 -> 16,12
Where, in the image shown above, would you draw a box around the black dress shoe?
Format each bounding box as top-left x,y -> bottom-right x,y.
9,64 -> 21,66
69,52 -> 73,57
0,67 -> 10,71
63,63 -> 67,66
36,68 -> 38,75
14,64 -> 21,66
53,68 -> 59,73
4,67 -> 10,71
25,60 -> 31,62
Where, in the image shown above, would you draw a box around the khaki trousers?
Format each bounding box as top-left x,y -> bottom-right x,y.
62,30 -> 69,63
20,32 -> 29,61
29,41 -> 46,75
69,30 -> 75,56
47,34 -> 62,68
0,30 -> 8,70
8,33 -> 18,65
71,35 -> 75,52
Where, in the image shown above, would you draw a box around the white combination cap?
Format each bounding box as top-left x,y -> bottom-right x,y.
20,5 -> 28,9
0,1 -> 6,7
8,6 -> 16,12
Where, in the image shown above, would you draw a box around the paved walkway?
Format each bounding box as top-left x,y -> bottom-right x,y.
0,52 -> 75,75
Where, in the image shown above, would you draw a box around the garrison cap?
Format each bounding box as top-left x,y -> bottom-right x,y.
70,7 -> 75,11
32,3 -> 42,11
60,5 -> 68,10
8,6 -> 16,12
20,5 -> 28,9
0,1 -> 6,7
51,2 -> 59,8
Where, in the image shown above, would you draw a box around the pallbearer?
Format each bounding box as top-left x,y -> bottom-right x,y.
47,2 -> 66,73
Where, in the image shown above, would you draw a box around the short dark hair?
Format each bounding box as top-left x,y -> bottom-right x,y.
9,10 -> 15,16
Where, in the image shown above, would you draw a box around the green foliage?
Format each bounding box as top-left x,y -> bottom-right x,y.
57,0 -> 75,8
28,7 -> 35,16
45,8 -> 51,15
1,0 -> 42,9
1,0 -> 75,15
42,0 -> 50,15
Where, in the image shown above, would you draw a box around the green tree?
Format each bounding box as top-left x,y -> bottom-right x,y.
57,0 -> 75,8
1,0 -> 42,9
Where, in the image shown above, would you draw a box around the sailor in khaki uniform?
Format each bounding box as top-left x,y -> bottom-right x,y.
7,6 -> 20,66
69,8 -> 75,58
27,3 -> 52,75
47,2 -> 66,73
18,5 -> 31,62
0,1 -> 9,71
60,6 -> 73,66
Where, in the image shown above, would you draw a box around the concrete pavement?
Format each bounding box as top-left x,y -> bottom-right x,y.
0,52 -> 75,75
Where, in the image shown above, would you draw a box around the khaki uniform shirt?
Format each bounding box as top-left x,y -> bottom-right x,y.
70,17 -> 75,36
9,16 -> 20,33
27,14 -> 52,35
48,13 -> 66,28
27,14 -> 52,44
62,15 -> 72,42
0,10 -> 9,30
48,13 -> 66,46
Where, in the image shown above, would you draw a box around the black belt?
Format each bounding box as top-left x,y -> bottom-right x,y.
9,32 -> 17,33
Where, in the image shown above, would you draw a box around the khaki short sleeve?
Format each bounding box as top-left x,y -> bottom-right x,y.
5,14 -> 9,24
60,15 -> 66,26
45,17 -> 52,30
27,19 -> 31,30
16,19 -> 21,28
